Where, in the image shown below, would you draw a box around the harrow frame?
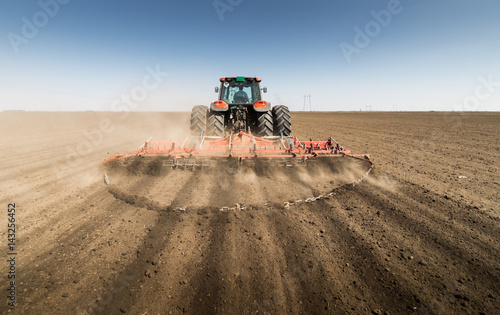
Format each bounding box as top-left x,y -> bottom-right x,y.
104,132 -> 372,168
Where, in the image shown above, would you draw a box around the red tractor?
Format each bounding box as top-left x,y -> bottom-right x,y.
190,76 -> 291,137
105,76 -> 372,172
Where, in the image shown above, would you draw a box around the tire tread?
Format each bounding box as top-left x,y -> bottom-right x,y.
272,105 -> 291,136
190,105 -> 208,136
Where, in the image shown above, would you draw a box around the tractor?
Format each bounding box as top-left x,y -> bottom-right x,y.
104,75 -> 372,175
190,76 -> 291,137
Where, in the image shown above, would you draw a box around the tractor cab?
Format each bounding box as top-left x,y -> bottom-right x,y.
217,77 -> 266,105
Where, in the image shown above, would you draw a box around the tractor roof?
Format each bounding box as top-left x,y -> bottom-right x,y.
220,76 -> 262,82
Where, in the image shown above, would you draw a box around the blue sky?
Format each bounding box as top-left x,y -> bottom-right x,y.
1,0 -> 499,111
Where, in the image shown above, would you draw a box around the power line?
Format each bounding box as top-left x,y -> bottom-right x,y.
303,94 -> 312,111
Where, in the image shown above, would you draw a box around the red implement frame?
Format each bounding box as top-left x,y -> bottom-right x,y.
104,132 -> 371,165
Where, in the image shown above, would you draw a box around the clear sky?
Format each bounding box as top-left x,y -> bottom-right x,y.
1,0 -> 499,112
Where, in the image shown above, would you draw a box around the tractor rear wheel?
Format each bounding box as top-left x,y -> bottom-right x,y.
272,105 -> 291,136
208,111 -> 225,137
257,111 -> 273,137
190,105 -> 208,136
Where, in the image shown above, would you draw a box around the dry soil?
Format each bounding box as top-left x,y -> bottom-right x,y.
0,111 -> 498,314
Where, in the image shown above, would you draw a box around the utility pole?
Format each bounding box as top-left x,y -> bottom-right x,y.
365,104 -> 372,111
303,94 -> 312,111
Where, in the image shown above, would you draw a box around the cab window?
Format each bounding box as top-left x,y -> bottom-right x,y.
221,80 -> 261,104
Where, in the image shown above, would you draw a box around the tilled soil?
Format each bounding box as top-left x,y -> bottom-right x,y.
105,156 -> 370,210
0,111 -> 498,314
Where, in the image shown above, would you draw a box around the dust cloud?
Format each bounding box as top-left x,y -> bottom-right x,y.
105,156 -> 372,209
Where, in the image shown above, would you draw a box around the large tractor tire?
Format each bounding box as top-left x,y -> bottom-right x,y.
190,105 -> 208,136
272,105 -> 291,136
207,111 -> 225,137
257,111 -> 274,137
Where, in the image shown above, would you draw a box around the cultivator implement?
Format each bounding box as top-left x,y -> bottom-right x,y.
104,132 -> 372,169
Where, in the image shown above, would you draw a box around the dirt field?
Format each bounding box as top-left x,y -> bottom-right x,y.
1,111 -> 499,314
